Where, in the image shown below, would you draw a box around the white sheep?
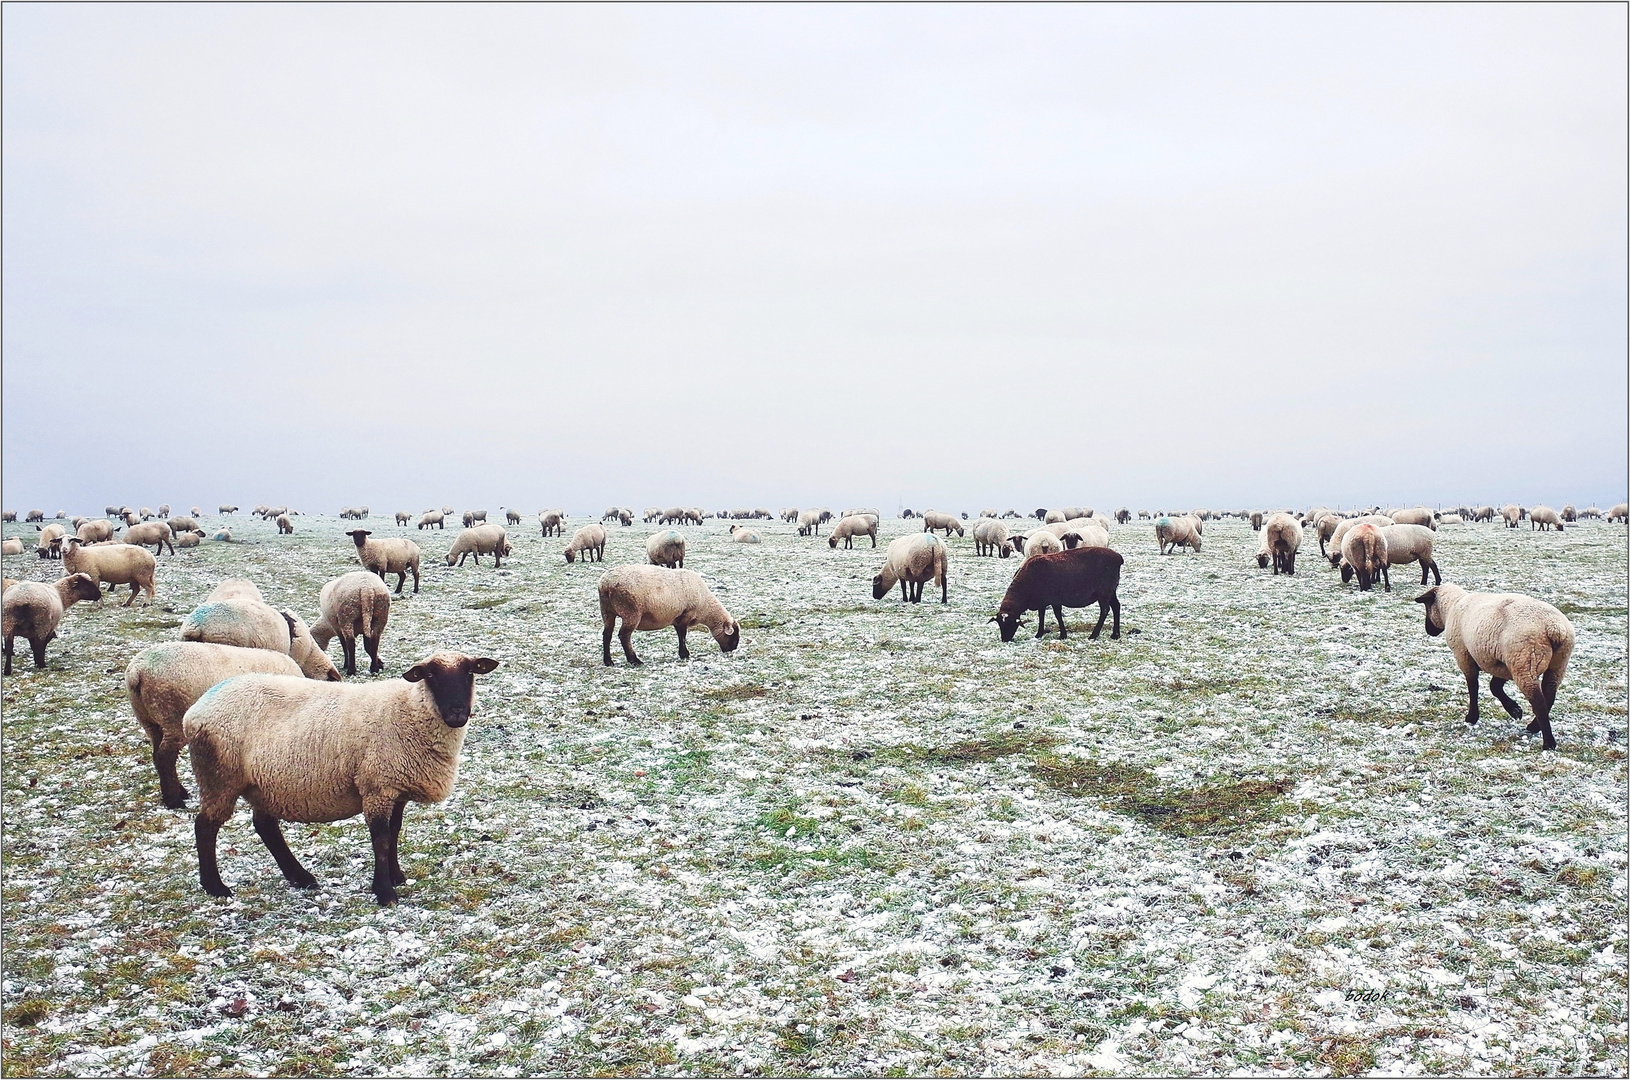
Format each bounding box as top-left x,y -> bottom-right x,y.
1607,503 -> 1627,523
311,571 -> 392,675
2,538 -> 24,556
125,641 -> 303,807
728,525 -> 763,543
446,524 -> 512,567
3,573 -> 102,675
75,519 -> 115,544
1351,522 -> 1440,586
276,513 -> 295,534
207,578 -> 264,603
1255,513 -> 1303,574
646,529 -> 687,568
539,510 -> 566,537
1015,530 -> 1064,559
395,511 -> 412,526
1325,515 -> 1394,565
1527,506 -> 1563,531
122,521 -> 175,555
62,538 -> 156,605
1062,521 -> 1111,551
1154,516 -> 1201,554
183,651 -> 500,903
1414,584 -> 1574,751
972,517 -> 1010,557
797,509 -> 823,536
563,523 -> 607,563
418,510 -> 446,530
598,565 -> 739,665
1501,504 -> 1522,528
1390,507 -> 1438,530
1339,522 -> 1389,591
346,529 -> 422,593
921,510 -> 964,537
873,533 -> 948,603
180,597 -> 342,681
828,515 -> 879,549
35,523 -> 67,559
176,530 -> 203,549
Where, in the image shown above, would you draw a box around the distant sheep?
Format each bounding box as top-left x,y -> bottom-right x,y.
36,523 -> 67,559
972,517 -> 1010,557
1501,504 -> 1522,528
921,510 -> 963,537
1249,511 -> 1264,531
1414,584 -> 1574,751
3,573 -> 102,675
504,508 -> 523,525
311,571 -> 393,675
276,513 -> 294,534
1608,503 -> 1628,524
395,511 -> 412,526
563,523 -> 606,564
797,509 -> 823,536
418,510 -> 445,530
728,525 -> 763,543
76,519 -> 115,544
539,510 -> 566,537
873,533 -> 948,604
447,524 -> 512,567
828,515 -> 879,549
1527,506 -> 1563,531
598,565 -> 739,665
1154,515 -> 1201,555
218,505 -> 238,515
123,521 -> 175,555
646,530 -> 686,569
1255,513 -> 1303,575
1390,507 -> 1438,530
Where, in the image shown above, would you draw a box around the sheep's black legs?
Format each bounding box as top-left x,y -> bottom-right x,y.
1381,565 -> 1391,592
364,634 -> 383,674
620,620 -> 642,665
602,620 -> 616,665
1090,602 -> 1109,640
30,638 -> 48,668
940,576 -> 947,604
1108,597 -> 1121,639
1054,604 -> 1067,638
1463,668 -> 1481,724
253,811 -> 318,888
1519,680 -> 1557,750
2,636 -> 11,676
367,814 -> 397,904
388,797 -> 408,886
1489,678 -> 1524,720
154,741 -> 189,808
1035,606 -> 1048,638
195,816 -> 233,898
340,636 -> 358,676
676,625 -> 690,660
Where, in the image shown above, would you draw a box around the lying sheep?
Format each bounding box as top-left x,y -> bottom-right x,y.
646,529 -> 686,568
828,515 -> 879,549
539,510 -> 566,537
1,538 -> 23,556
213,528 -> 232,542
207,578 -> 264,603
991,546 -> 1122,641
184,651 -> 500,903
1340,522 -> 1389,591
180,598 -> 343,681
276,513 -> 294,534
873,533 -> 948,604
1439,514 -> 1464,525
1154,516 -> 1201,554
1345,522 -> 1440,586
126,642 -> 303,807
3,573 -> 102,674
1528,505 -> 1563,531
176,530 -> 203,549
1390,507 -> 1438,530
972,517 -> 1010,557
598,565 -> 739,665
728,525 -> 763,543
447,524 -> 512,567
921,510 -> 964,537
311,571 -> 392,675
62,538 -> 156,605
35,524 -> 66,559
1255,513 -> 1303,574
122,521 -> 175,555
1414,584 -> 1574,751
347,529 -> 422,593
563,523 -> 606,564
418,510 -> 445,529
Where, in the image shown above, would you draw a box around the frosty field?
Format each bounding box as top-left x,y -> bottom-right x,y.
1,513 -> 1625,1077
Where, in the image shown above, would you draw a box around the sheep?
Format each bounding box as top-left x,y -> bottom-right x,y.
504,508 -> 522,525
183,650 -> 500,903
219,505 -> 238,515
1561,504 -> 1578,523
659,506 -> 686,525
35,523 -> 67,559
123,521 -> 175,554
646,529 -> 687,568
1,511 -> 14,522
781,508 -> 799,523
418,510 -> 446,530
1391,507 -> 1438,530
605,507 -> 627,524
395,511 -> 412,526
207,578 -> 264,603
728,525 -> 763,543
166,515 -> 200,536
180,597 -> 342,681
1501,504 -> 1522,528
1058,506 -> 1092,521
2,538 -> 23,556
125,642 -> 303,807
1527,506 -> 1563,531
828,515 -> 879,549
176,530 -> 203,549
991,546 -> 1122,642
900,509 -> 917,519
213,528 -> 232,542
1609,503 -> 1629,524
441,505 -> 454,516
972,517 -> 1010,557
1014,529 -> 1064,560
157,504 -> 171,518
62,538 -> 156,605
311,571 -> 393,675
190,506 -> 202,518
459,510 -> 486,528
563,523 -> 607,563
1061,521 -> 1111,551
275,513 -> 294,534
25,510 -> 44,522
921,510 -> 964,537
1414,584 -> 1574,751
447,524 -> 512,567
1115,508 -> 1131,524
3,573 -> 102,674
1044,509 -> 1066,524
1325,515 -> 1394,564
253,505 -> 270,518
1439,514 -> 1465,525
539,510 -> 566,537
346,529 -> 422,593
1249,511 -> 1264,531
598,565 -> 739,665
1254,513 -> 1303,574
872,533 -> 948,604
1339,522 -> 1389,591
797,509 -> 823,536
1154,515 -> 1202,554
1343,522 -> 1440,586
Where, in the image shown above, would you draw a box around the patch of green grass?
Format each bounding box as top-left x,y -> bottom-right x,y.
462,595 -> 510,609
699,682 -> 769,701
1031,754 -> 1294,836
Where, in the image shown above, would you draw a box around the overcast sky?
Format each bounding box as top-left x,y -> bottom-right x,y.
4,4 -> 1625,515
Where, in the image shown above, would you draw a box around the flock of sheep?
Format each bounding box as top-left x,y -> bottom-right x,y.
2,495 -> 1622,908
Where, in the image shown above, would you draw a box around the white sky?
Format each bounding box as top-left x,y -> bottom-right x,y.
4,4 -> 1625,515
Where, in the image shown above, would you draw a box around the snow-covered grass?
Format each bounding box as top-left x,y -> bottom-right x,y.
2,513 -> 1625,1076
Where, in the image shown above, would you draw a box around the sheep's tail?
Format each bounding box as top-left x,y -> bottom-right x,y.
360,595 -> 374,641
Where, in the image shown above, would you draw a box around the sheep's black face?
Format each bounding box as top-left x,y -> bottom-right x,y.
1340,563 -> 1355,583
347,529 -> 371,545
1256,553 -> 1270,569
871,574 -> 889,600
1414,590 -> 1444,637
405,654 -> 501,727
717,623 -> 741,653
992,612 -> 1022,642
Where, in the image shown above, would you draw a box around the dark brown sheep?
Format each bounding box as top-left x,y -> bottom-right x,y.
991,547 -> 1123,642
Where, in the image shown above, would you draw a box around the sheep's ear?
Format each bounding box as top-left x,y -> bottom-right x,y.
469,657 -> 499,674
403,664 -> 429,682
988,616 -> 1000,624
279,610 -> 300,637
1413,588 -> 1437,604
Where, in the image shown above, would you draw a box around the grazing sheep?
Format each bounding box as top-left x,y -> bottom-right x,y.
598,565 -> 739,665
441,505 -> 454,516
1414,584 -> 1574,751
346,530 -> 422,593
166,515 -> 200,536
311,571 -> 393,675
505,508 -> 522,525
219,505 -> 238,515
1017,530 -> 1065,560
73,518 -> 112,544
176,530 -> 203,549
1340,522 -> 1389,591
1061,521 -> 1111,551
2,538 -> 23,556
1325,515 -> 1395,565
539,510 -> 566,537
1154,516 -> 1202,555
190,506 -> 202,518
447,524 -> 512,567
156,504 -> 170,518
276,513 -> 294,534
797,509 -> 823,536
1346,522 -> 1440,586
1115,508 -> 1131,524
460,510 -> 489,528
62,539 -> 156,605
1255,513 -> 1303,574
972,517 -> 1010,557
1501,504 -> 1522,528
1250,511 -> 1264,531
36,524 -> 67,559
728,525 -> 763,543
184,651 -> 500,904
395,511 -> 412,526
991,546 -> 1122,642
3,573 -> 102,675
1,511 -> 14,522
563,523 -> 607,564
207,578 -> 264,603
872,533 -> 948,604
125,642 -> 303,807
1528,506 -> 1563,531
1608,503 -> 1628,523
1391,507 -> 1438,530
828,515 -> 879,549
646,530 -> 687,569
182,598 -> 342,681
921,510 -> 964,537
25,510 -> 45,523
123,521 -> 175,555
418,510 -> 445,530
900,509 -> 916,519
1561,504 -> 1578,523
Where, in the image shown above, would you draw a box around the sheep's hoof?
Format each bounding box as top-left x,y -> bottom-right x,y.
1464,715 -> 1478,726
203,882 -> 234,899
374,886 -> 398,906
288,873 -> 319,889
1525,719 -> 1544,733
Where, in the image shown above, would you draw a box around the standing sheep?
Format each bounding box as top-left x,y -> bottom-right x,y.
122,521 -> 175,555
1414,584 -> 1574,751
563,523 -> 607,563
504,508 -> 523,526
276,513 -> 295,534
180,598 -> 343,682
1255,513 -> 1303,575
598,565 -> 739,665
1501,504 -> 1522,528
35,524 -> 67,559
1340,522 -> 1389,592
61,539 -> 157,605
1249,511 -> 1264,531
418,510 -> 446,530
972,517 -> 1010,557
872,533 -> 948,604
125,642 -> 303,807
1527,506 -> 1563,531
797,509 -> 823,536
646,530 -> 687,569
1343,523 -> 1440,587
1606,503 -> 1627,524
990,546 -> 1122,642
347,530 -> 422,593
1154,516 -> 1202,555
3,574 -> 102,675
183,651 -> 500,904
828,515 -> 879,549
395,511 -> 412,526
311,571 -> 393,676
446,524 -> 512,567
921,510 -> 964,537
1325,515 -> 1395,565
75,519 -> 115,544
539,510 -> 566,537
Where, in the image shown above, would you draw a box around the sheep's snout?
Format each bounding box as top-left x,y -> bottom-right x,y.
1414,589 -> 1445,636
717,623 -> 741,653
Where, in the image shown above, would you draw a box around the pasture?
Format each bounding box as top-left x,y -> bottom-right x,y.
1,512 -> 1625,1076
